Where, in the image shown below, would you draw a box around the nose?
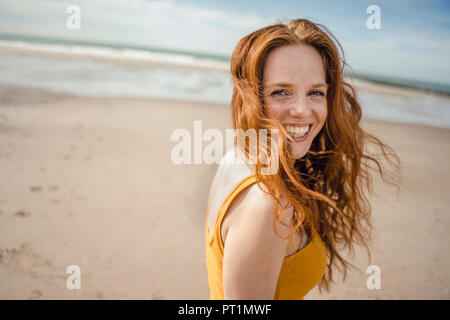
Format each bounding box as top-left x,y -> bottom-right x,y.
289,96 -> 312,118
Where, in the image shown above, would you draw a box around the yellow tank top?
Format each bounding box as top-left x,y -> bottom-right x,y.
205,173 -> 327,300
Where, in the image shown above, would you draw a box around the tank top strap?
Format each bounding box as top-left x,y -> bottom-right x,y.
212,173 -> 258,247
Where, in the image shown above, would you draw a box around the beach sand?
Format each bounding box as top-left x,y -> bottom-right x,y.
0,84 -> 448,299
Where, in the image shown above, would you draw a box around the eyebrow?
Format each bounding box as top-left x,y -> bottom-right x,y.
265,82 -> 328,89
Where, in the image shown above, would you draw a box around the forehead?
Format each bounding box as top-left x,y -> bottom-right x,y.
263,44 -> 326,85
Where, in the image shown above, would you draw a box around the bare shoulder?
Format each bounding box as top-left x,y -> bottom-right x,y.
222,176 -> 295,299
225,180 -> 294,241
211,147 -> 294,246
206,148 -> 253,235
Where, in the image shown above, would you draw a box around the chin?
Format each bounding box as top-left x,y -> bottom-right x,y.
290,147 -> 309,159
288,141 -> 311,159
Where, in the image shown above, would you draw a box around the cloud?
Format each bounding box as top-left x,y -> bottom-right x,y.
0,0 -> 270,55
0,0 -> 448,84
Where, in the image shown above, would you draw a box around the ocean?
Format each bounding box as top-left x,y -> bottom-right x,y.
0,34 -> 449,129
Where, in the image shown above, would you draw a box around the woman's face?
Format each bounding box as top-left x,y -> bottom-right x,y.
263,43 -> 328,159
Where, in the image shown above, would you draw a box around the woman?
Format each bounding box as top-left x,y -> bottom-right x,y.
205,19 -> 400,300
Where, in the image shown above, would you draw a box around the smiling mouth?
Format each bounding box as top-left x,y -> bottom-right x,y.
284,124 -> 312,140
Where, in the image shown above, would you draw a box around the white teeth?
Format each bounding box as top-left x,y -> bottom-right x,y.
285,125 -> 310,137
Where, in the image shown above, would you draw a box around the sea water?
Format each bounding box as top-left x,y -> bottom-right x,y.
0,38 -> 449,129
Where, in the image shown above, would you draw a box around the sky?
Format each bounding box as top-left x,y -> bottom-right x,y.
0,0 -> 449,85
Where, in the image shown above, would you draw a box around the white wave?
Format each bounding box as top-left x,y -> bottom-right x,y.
0,53 -> 233,104
0,39 -> 230,71
0,45 -> 448,129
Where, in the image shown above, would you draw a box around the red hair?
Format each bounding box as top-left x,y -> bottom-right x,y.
230,19 -> 401,291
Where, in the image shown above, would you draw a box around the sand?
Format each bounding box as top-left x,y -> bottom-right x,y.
0,84 -> 449,299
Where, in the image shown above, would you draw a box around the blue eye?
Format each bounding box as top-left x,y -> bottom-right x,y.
271,89 -> 288,96
309,90 -> 325,97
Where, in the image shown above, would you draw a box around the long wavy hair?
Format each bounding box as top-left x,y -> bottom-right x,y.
230,18 -> 402,292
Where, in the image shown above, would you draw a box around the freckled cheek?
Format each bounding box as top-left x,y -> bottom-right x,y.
314,102 -> 328,125
264,100 -> 290,119
276,100 -> 293,113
